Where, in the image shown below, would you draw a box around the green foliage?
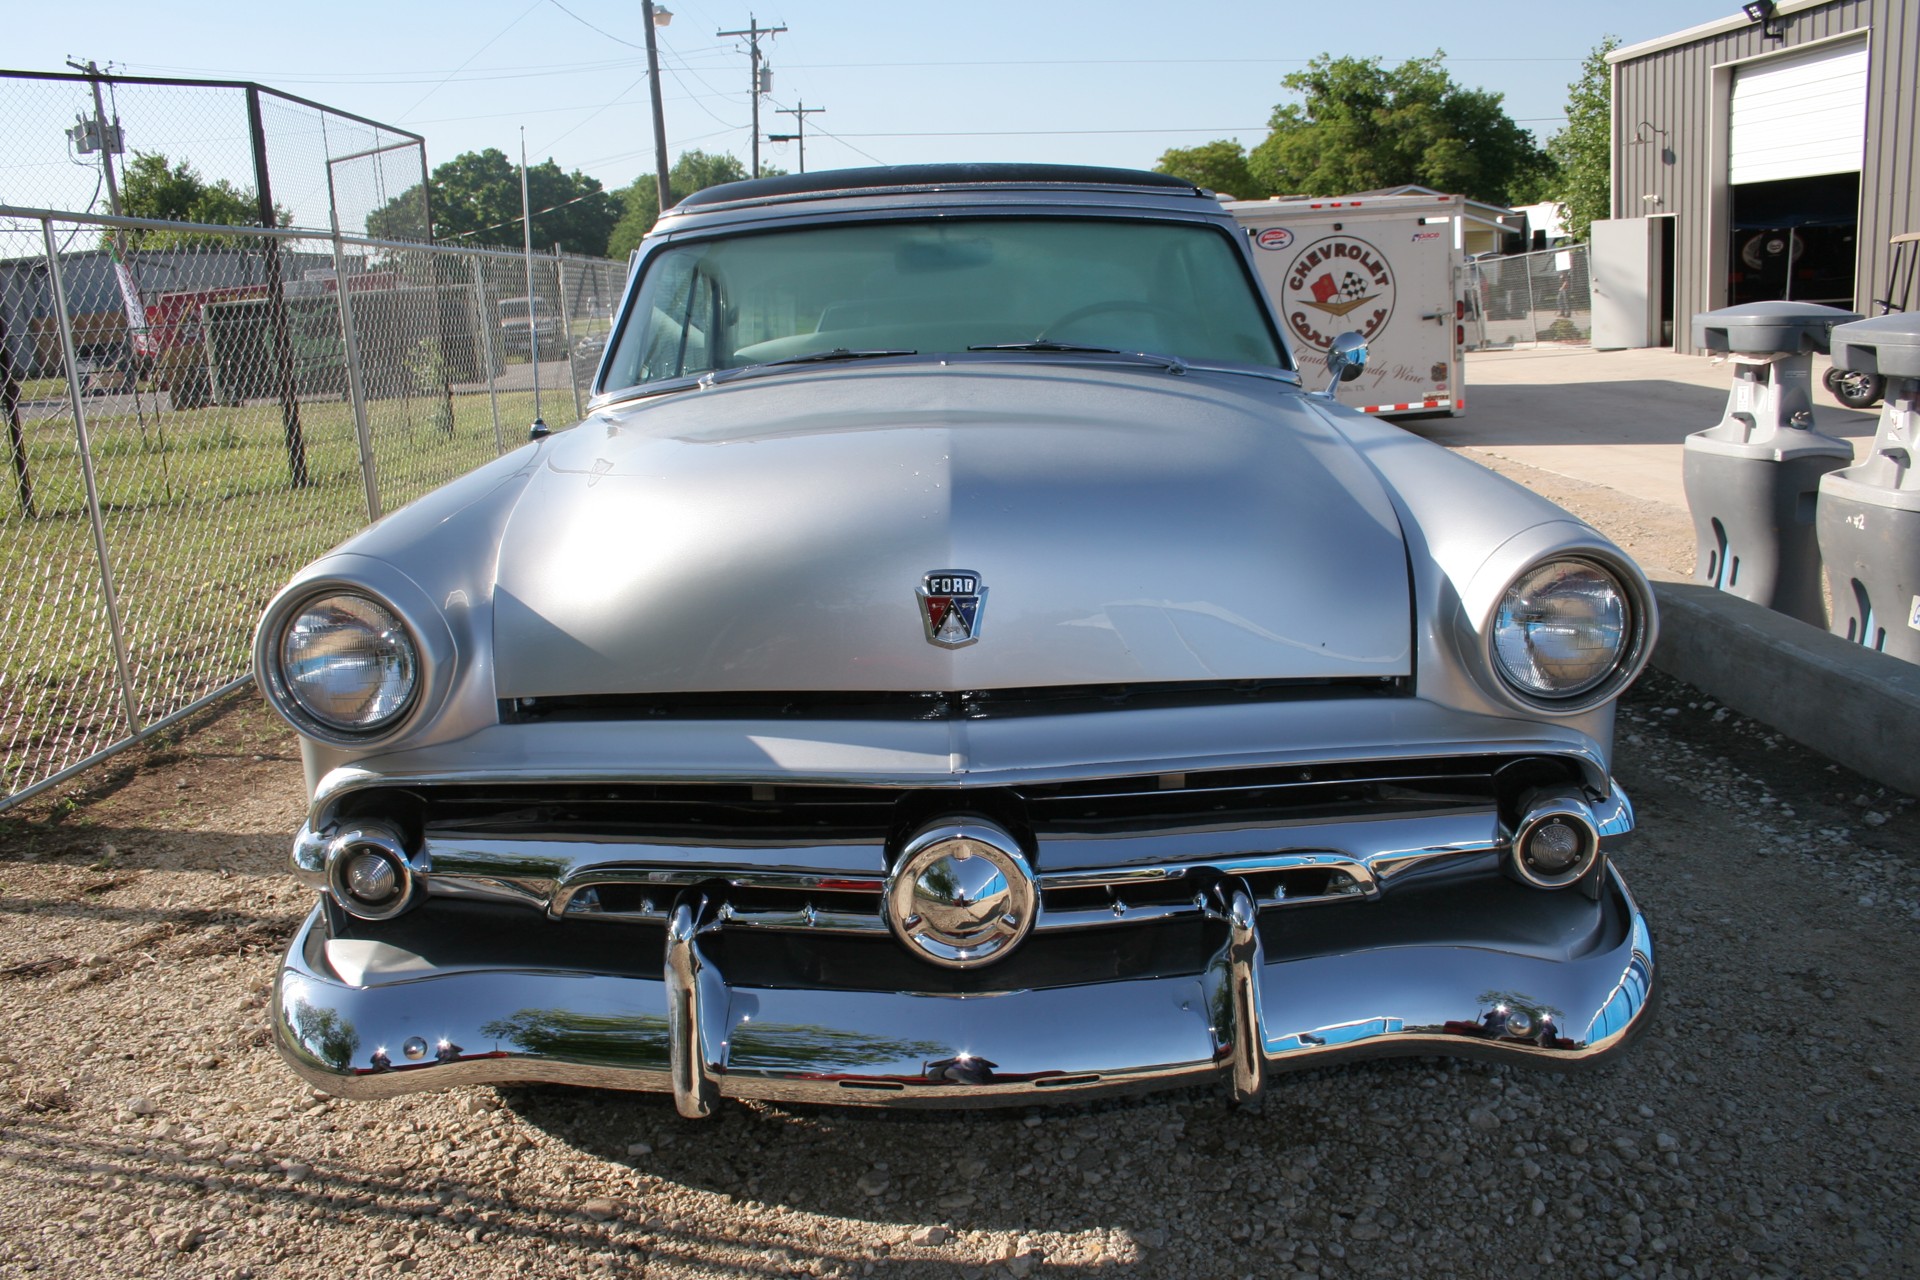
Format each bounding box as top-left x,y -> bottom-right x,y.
1246,51 -> 1549,207
1548,38 -> 1619,241
606,151 -> 778,261
113,152 -> 288,249
367,149 -> 619,256
1154,140 -> 1259,199
1506,152 -> 1563,207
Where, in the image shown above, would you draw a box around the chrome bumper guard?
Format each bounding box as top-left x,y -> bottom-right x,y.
275,864 -> 1656,1115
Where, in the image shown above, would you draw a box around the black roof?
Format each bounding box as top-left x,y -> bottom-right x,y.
674,164 -> 1203,209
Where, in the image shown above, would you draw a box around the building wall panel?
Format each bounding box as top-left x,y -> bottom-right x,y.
1612,0 -> 1917,352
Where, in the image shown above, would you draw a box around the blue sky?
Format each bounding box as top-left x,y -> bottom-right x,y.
6,0 -> 1742,219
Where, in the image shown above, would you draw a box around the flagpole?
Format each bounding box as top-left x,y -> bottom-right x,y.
521,127 -> 544,436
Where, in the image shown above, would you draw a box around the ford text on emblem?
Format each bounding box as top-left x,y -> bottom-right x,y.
919,570 -> 986,647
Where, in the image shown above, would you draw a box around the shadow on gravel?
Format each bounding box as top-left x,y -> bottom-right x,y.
0,1114 -> 684,1265
497,1066 -> 1407,1236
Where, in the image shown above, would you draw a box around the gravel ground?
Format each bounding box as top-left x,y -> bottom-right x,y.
2,671 -> 1915,1280
1,436 -> 1912,1279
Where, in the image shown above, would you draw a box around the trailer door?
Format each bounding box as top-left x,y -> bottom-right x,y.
1244,209 -> 1462,416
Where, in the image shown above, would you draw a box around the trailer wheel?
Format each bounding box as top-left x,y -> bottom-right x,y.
1824,366 -> 1883,410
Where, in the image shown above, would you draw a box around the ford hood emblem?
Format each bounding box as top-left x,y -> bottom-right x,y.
918,570 -> 986,647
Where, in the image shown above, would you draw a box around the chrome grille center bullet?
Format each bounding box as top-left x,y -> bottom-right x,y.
885,821 -> 1036,969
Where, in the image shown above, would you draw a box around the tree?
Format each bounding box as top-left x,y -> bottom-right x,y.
366,149 -> 619,256
606,150 -> 778,261
1246,52 -> 1549,207
1154,141 -> 1258,199
113,152 -> 287,248
1548,37 -> 1620,241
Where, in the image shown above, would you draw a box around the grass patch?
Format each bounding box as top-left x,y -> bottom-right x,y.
1,379 -> 581,800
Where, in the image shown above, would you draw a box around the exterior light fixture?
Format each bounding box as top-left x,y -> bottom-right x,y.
1742,0 -> 1784,38
653,6 -> 672,25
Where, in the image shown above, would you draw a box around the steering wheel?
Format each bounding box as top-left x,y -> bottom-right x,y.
1037,300 -> 1185,342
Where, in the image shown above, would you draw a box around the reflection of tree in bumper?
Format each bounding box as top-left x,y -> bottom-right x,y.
480,1009 -> 673,1072
289,1002 -> 359,1070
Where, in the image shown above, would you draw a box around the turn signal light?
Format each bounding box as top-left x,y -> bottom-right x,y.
324,822 -> 423,921
1509,790 -> 1601,890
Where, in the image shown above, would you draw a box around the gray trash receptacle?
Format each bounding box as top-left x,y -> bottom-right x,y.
1683,302 -> 1861,626
1817,312 -> 1920,661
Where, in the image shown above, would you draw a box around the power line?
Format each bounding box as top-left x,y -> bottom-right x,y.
395,0 -> 545,120
447,184 -> 607,241
575,125 -> 738,172
116,50 -> 733,82
771,56 -> 1590,68
533,73 -> 650,155
543,0 -> 648,50
408,84 -> 742,127
817,126 -> 1275,139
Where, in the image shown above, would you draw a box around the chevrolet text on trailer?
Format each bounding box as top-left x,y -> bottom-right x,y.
257,164 -> 1657,1116
1227,192 -> 1473,417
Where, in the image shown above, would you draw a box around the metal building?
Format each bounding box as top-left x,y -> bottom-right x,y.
1602,0 -> 1918,352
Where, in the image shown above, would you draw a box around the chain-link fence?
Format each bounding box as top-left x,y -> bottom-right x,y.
0,205 -> 625,808
0,68 -> 428,239
1462,243 -> 1593,350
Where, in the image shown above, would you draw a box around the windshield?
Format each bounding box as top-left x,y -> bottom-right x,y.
603,217 -> 1289,390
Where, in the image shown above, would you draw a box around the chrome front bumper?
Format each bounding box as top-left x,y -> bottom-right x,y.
275,864 -> 1656,1114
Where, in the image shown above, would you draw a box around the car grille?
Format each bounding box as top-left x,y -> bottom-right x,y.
327,753 -> 1584,939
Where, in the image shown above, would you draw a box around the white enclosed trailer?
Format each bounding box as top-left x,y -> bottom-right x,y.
1226,193 -> 1468,416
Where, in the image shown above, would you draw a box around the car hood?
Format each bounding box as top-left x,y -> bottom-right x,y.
491,362 -> 1410,697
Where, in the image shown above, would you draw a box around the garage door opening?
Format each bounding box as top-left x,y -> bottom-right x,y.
1729,172 -> 1859,307
1724,37 -> 1866,309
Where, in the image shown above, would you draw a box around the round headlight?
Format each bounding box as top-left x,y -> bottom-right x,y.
1492,560 -> 1632,699
278,593 -> 418,733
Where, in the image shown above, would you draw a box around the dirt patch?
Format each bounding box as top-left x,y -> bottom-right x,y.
1451,445 -> 1699,580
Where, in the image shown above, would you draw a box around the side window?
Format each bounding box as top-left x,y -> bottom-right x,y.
634,258 -> 720,382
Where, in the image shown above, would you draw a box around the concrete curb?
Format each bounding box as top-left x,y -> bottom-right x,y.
1648,574 -> 1920,797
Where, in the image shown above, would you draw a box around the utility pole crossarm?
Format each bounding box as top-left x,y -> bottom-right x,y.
716,16 -> 788,178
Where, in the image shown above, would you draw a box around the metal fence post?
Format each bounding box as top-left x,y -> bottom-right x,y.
472,255 -> 504,454
42,218 -> 142,735
0,307 -> 35,518
330,233 -> 382,521
555,248 -> 583,421
246,86 -> 310,489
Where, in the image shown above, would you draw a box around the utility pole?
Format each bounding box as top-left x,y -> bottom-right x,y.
66,59 -> 167,469
642,1 -> 674,215
65,59 -> 124,219
716,16 -> 785,177
768,101 -> 823,173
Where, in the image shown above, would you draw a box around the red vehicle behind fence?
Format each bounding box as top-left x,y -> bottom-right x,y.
134,284 -> 269,409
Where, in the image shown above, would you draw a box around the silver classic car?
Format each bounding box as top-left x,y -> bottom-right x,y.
258,165 -> 1657,1115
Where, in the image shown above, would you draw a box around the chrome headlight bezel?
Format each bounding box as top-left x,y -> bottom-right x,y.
1481,553 -> 1652,715
273,592 -> 419,736
254,561 -> 456,747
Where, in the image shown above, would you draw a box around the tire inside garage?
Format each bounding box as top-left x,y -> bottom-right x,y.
1729,173 -> 1859,307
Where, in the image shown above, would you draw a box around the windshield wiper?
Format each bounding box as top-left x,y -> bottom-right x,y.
697,347 -> 918,389
968,339 -> 1124,355
762,347 -> 917,366
968,340 -> 1187,374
